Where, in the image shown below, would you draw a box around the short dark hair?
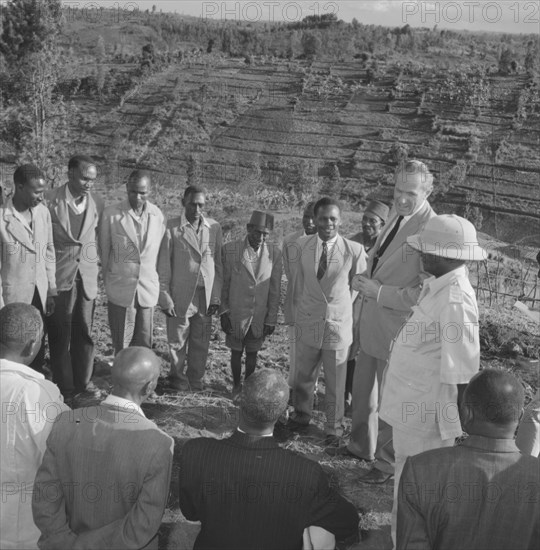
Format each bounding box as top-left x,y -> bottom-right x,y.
314,197 -> 341,216
68,155 -> 96,172
13,164 -> 44,187
0,303 -> 42,349
239,369 -> 289,425
463,368 -> 524,425
183,185 -> 206,200
128,169 -> 151,185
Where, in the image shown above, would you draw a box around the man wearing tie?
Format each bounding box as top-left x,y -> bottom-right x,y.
158,186 -> 223,392
45,155 -> 104,401
287,198 -> 366,444
99,170 -> 166,353
330,161 -> 435,483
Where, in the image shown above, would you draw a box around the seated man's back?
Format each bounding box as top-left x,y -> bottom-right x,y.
179,369 -> 359,550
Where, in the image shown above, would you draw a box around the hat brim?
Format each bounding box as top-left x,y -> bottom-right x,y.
407,235 -> 487,261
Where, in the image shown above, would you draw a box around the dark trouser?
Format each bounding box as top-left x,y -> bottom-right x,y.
107,296 -> 153,355
29,288 -> 46,373
46,275 -> 95,397
345,358 -> 356,404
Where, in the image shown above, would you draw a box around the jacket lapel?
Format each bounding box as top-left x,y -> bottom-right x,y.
180,224 -> 201,257
256,243 -> 271,281
78,193 -> 99,242
241,238 -> 256,281
53,186 -> 73,239
119,206 -> 140,249
4,207 -> 35,252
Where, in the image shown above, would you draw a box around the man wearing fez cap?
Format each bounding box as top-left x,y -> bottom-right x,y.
282,202 -> 317,391
220,210 -> 282,398
378,214 -> 485,545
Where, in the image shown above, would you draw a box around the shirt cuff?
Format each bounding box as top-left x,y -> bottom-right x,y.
376,284 -> 383,302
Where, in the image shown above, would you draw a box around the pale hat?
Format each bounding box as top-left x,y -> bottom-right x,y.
364,200 -> 390,223
248,210 -> 274,231
407,214 -> 487,261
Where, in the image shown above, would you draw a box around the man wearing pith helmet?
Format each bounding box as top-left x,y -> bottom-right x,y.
378,214 -> 486,545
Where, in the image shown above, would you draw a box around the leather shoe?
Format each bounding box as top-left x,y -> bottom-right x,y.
357,468 -> 394,484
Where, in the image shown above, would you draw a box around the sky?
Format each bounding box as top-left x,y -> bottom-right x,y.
67,0 -> 540,35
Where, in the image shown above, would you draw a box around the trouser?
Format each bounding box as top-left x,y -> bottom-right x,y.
392,428 -> 454,548
293,341 -> 348,436
287,325 -> 297,388
46,275 -> 95,396
107,295 -> 153,354
167,288 -> 212,390
29,288 -> 46,373
348,349 -> 394,471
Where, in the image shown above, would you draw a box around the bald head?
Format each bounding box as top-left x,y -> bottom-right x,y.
240,369 -> 289,428
111,347 -> 161,402
462,369 -> 525,435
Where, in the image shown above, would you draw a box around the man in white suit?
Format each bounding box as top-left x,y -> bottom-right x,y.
287,198 -> 367,443
282,202 -> 316,390
331,160 -> 436,484
158,186 -> 223,391
220,211 -> 282,398
99,170 -> 165,353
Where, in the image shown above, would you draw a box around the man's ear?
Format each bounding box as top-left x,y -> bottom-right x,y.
141,378 -> 157,399
21,338 -> 40,360
460,401 -> 474,431
518,407 -> 525,424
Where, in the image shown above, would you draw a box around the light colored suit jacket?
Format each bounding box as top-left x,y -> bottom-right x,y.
282,229 -> 304,325
32,404 -> 174,550
295,234 -> 367,351
45,185 -> 104,300
221,238 -> 282,339
99,200 -> 165,308
358,201 -> 435,360
158,214 -> 223,319
0,200 -> 56,308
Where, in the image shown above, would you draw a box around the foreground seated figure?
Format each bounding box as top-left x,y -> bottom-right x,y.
397,368 -> 540,550
179,369 -> 359,550
33,347 -> 173,550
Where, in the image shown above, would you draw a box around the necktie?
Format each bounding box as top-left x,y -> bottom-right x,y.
371,216 -> 404,276
317,241 -> 328,281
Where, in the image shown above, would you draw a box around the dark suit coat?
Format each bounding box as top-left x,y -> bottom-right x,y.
45,185 -> 104,299
32,404 -> 173,550
397,435 -> 540,550
358,201 -> 435,360
179,431 -> 359,550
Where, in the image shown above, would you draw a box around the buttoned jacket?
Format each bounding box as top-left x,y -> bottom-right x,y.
220,237 -> 282,339
294,234 -> 367,351
0,200 -> 56,308
158,214 -> 223,319
99,200 -> 165,308
44,185 -> 104,300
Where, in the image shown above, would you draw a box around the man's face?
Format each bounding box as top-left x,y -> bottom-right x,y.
183,192 -> 205,224
420,252 -> 449,277
302,212 -> 316,235
316,205 -> 341,241
362,212 -> 383,239
393,170 -> 430,217
127,177 -> 149,211
247,224 -> 269,250
68,163 -> 97,197
18,177 -> 46,209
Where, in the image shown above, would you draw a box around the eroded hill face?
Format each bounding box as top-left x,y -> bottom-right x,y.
1,11 -> 538,246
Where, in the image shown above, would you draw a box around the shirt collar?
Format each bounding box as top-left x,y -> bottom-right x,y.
422,264 -> 468,295
180,212 -> 209,229
65,184 -> 87,210
237,427 -> 273,437
5,198 -> 33,228
0,358 -> 45,379
317,234 -> 339,248
125,199 -> 148,218
462,434 -> 520,453
101,394 -> 146,417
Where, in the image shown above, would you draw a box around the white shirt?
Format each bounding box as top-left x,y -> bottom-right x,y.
315,234 -> 338,274
0,358 -> 68,549
65,184 -> 87,214
101,394 -> 146,418
379,265 -> 480,440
